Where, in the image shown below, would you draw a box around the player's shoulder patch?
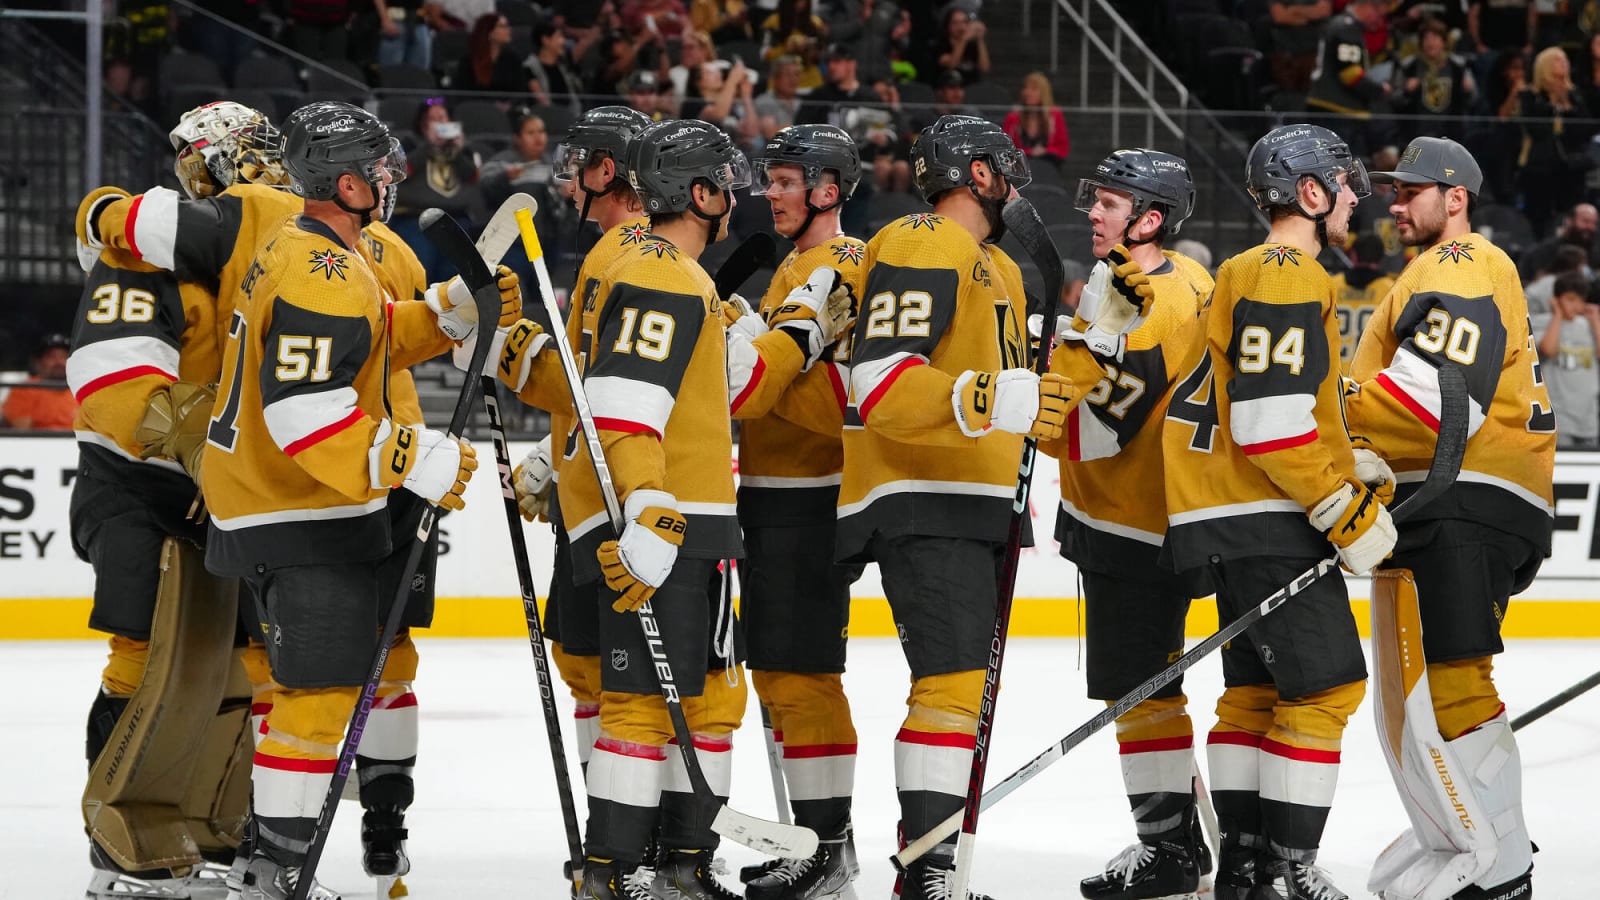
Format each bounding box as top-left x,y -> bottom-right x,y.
900,212 -> 944,231
828,237 -> 866,267
1260,244 -> 1304,268
1433,239 -> 1475,264
616,220 -> 651,246
307,247 -> 350,281
637,237 -> 680,260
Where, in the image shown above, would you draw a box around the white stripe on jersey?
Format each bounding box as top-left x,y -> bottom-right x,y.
66,335 -> 179,397
1069,404 -> 1123,461
849,350 -> 923,412
836,478 -> 1013,520
262,386 -> 359,452
1058,497 -> 1164,546
130,187 -> 182,272
74,430 -> 187,474
587,375 -> 674,436
739,473 -> 844,489
209,496 -> 387,531
1167,498 -> 1304,528
1394,467 -> 1554,516
1230,392 -> 1317,449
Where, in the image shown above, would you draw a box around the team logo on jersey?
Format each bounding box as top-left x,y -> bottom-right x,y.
618,222 -> 650,245
902,212 -> 943,231
832,242 -> 865,265
1261,245 -> 1302,267
308,248 -> 349,281
639,239 -> 679,260
1435,240 -> 1474,263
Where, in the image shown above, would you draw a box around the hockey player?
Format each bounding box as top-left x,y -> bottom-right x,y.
1349,136 -> 1553,900
1034,149 -> 1217,900
1161,123 -> 1395,900
723,122 -> 866,900
841,115 -> 1072,900
496,118 -> 769,900
1332,233 -> 1396,372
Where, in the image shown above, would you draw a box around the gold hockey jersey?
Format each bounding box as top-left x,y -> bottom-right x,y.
201,216 -> 451,574
729,235 -> 865,525
1163,243 -> 1357,574
1347,233 -> 1555,550
1037,251 -> 1211,577
363,220 -> 429,426
1332,268 -> 1396,372
514,230 -> 742,583
839,212 -> 1031,560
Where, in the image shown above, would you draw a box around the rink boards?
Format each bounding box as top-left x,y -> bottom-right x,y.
2,435 -> 1596,639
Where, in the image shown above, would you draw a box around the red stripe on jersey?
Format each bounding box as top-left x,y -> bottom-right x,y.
782,742 -> 859,759
592,416 -> 660,439
283,408 -> 364,457
895,728 -> 976,750
376,691 -> 418,711
1067,405 -> 1082,461
1260,737 -> 1341,764
1375,371 -> 1441,433
124,194 -> 145,259
1240,429 -> 1318,456
1118,735 -> 1195,755
826,362 -> 848,412
730,354 -> 767,415
250,703 -> 274,717
594,737 -> 669,760
75,365 -> 174,401
254,751 -> 337,774
1207,730 -> 1264,749
859,357 -> 925,423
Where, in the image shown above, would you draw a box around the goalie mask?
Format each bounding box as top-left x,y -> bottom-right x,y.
169,101 -> 292,200
280,101 -> 407,226
1074,148 -> 1195,246
627,118 -> 751,237
754,123 -> 862,239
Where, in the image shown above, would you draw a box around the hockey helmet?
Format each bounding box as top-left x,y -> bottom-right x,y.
1074,148 -> 1195,236
554,105 -> 652,185
910,115 -> 1031,203
280,102 -> 406,221
626,119 -> 752,216
755,124 -> 863,200
169,100 -> 290,200
1245,124 -> 1370,212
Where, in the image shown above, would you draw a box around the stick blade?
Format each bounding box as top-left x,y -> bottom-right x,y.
1393,363 -> 1469,522
477,192 -> 539,265
711,805 -> 818,859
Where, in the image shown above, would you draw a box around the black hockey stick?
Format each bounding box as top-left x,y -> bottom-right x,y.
472,198 -> 586,893
515,208 -> 819,859
899,364 -> 1472,870
291,208 -> 501,900
944,197 -> 1065,893
1511,668 -> 1600,731
713,231 -> 778,302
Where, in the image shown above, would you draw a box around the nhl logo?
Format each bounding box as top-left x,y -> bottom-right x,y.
1260,644 -> 1276,664
611,649 -> 629,671
411,573 -> 427,592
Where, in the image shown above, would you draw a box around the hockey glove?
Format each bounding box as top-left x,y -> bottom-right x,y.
76,186 -> 131,250
134,382 -> 215,482
424,265 -> 522,343
1307,479 -> 1397,575
598,489 -> 688,612
513,434 -> 554,522
1351,447 -> 1396,506
952,369 -> 1072,440
769,266 -> 855,370
1026,312 -> 1073,341
496,318 -> 551,392
369,421 -> 478,511
1105,244 -> 1156,321
720,292 -> 769,341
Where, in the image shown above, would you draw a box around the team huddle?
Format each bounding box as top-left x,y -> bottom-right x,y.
62,92 -> 1552,900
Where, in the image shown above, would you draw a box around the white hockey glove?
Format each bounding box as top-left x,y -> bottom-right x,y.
1307,479 -> 1397,575
952,369 -> 1071,440
1352,447 -> 1397,506
513,434 -> 554,522
369,421 -> 478,511
1060,323 -> 1129,361
597,489 -> 687,612
769,266 -> 855,370
1068,245 -> 1153,361
720,292 -> 769,341
424,265 -> 522,343
1026,312 -> 1073,341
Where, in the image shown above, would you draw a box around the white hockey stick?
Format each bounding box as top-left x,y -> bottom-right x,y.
477,192 -> 537,264
514,208 -> 818,860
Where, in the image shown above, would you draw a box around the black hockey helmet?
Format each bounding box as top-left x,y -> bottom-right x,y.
280,101 -> 406,223
1245,123 -> 1369,212
910,115 -> 1030,203
555,105 -> 652,186
627,119 -> 752,217
1074,148 -> 1195,240
756,124 -> 863,200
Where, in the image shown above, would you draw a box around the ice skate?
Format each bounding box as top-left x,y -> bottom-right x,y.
652,848 -> 742,900
898,847 -> 994,900
85,842 -> 192,899
361,807 -> 410,899
579,859 -> 659,900
1211,842 -> 1259,900
745,836 -> 858,900
1079,837 -> 1202,899
1249,858 -> 1346,900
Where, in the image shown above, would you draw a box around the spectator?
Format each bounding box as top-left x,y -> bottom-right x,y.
755,54 -> 805,136
286,0 -> 353,63
1521,204 -> 1599,280
1518,46 -> 1594,236
1468,0 -> 1535,62
1,334 -> 75,431
622,68 -> 671,120
1533,270 -> 1600,448
622,0 -> 690,41
826,0 -> 913,85
1306,0 -> 1393,154
669,29 -> 717,109
375,0 -> 434,69
1397,17 -> 1478,142
594,25 -> 664,95
932,4 -> 989,84
1525,243 -> 1590,316
759,0 -> 828,89
864,76 -> 914,192
480,109 -> 555,211
798,42 -> 879,126
528,20 -> 583,111
392,98 -> 485,281
1001,71 -> 1070,166
454,14 -> 534,94
1470,48 -> 1528,204
103,57 -> 156,118
912,69 -> 981,132
1266,0 -> 1332,93
691,0 -> 754,44
1580,31 -> 1600,115
683,59 -> 762,148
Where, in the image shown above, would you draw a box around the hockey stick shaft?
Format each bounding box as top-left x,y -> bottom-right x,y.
899,364 -> 1472,871
948,198 -> 1065,894
515,209 -> 818,859
1511,668 -> 1600,731
760,704 -> 793,824
294,208 -> 501,900
713,231 -> 777,301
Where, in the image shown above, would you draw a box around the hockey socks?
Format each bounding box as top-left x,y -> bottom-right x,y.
754,670 -> 859,840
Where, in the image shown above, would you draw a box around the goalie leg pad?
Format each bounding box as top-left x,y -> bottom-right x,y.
1260,680 -> 1363,861
83,538 -> 240,872
1208,684 -> 1277,851
895,670 -> 983,850
1114,694 -> 1196,839
357,634 -> 420,811
586,692 -> 670,866
753,670 -> 858,838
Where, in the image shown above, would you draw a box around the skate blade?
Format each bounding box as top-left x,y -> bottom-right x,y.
378,875 -> 408,898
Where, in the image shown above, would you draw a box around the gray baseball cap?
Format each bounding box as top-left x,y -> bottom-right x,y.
1368,136 -> 1482,195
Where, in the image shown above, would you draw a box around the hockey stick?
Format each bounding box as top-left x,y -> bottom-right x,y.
713,231 -> 778,301
898,364 -> 1472,871
1511,668 -> 1600,731
474,196 -> 586,894
292,208 -> 501,900
514,208 -> 820,860
760,704 -> 793,825
944,197 -> 1064,895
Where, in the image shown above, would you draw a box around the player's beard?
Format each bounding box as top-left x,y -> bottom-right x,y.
1397,203 -> 1446,248
979,191 -> 1007,243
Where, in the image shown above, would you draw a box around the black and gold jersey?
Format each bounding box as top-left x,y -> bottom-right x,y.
1332,267 -> 1396,372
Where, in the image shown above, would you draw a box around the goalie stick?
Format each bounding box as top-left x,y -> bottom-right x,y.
946,197 -> 1064,896
514,207 -> 819,860
898,363 -> 1473,873
713,231 -> 778,302
1511,668 -> 1600,731
292,208 -> 502,900
474,193 -> 586,894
